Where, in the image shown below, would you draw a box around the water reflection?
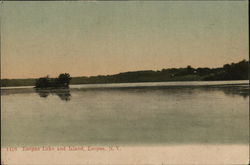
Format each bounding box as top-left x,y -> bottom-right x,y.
35,88 -> 71,101
1,84 -> 249,100
220,87 -> 249,98
70,85 -> 249,99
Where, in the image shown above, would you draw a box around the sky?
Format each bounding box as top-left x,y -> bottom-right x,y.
1,1 -> 248,79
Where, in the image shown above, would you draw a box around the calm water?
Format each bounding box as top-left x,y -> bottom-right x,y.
1,81 -> 249,146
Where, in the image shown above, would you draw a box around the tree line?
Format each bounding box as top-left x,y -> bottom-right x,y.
70,59 -> 249,84
1,59 -> 249,87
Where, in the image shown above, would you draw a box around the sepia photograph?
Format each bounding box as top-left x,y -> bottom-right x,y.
1,1 -> 249,164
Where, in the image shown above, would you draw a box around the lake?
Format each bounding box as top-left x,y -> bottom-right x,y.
1,80 -> 249,147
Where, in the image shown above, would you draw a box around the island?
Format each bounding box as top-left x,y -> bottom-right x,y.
35,73 -> 72,88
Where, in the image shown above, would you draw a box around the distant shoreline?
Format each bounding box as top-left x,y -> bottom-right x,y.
1,60 -> 249,87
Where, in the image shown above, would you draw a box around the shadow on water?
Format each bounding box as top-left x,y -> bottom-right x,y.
35,88 -> 71,101
70,84 -> 249,99
1,83 -> 249,99
221,88 -> 249,98
209,84 -> 249,99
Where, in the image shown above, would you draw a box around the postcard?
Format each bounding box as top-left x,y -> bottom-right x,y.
1,1 -> 249,164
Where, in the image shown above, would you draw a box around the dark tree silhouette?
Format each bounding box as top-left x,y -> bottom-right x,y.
186,65 -> 195,74
35,73 -> 72,88
57,73 -> 72,87
35,76 -> 50,88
